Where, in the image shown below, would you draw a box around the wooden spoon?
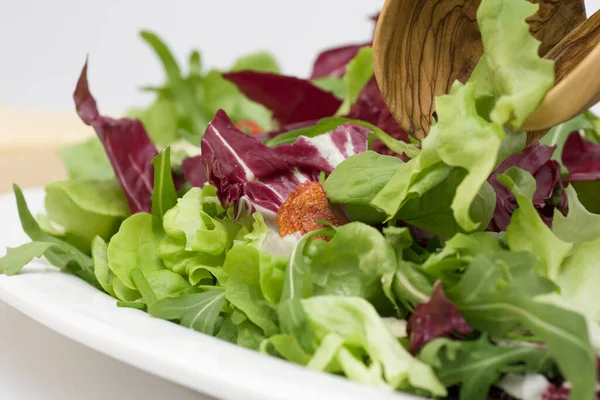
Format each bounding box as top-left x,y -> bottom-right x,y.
373,0 -> 586,141
523,9 -> 600,144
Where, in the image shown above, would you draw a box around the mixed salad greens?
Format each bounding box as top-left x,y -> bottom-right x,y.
2,0 -> 600,398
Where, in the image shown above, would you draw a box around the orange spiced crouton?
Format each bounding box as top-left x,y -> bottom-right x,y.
276,181 -> 348,237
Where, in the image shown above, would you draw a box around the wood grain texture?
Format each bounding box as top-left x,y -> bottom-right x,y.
524,9 -> 600,143
373,0 -> 586,141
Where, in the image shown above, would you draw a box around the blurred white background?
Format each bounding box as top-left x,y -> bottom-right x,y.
0,0 -> 384,113
1,1 -> 599,399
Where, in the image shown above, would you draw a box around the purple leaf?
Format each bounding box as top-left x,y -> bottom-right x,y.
487,143 -> 568,232
74,62 -> 157,214
406,282 -> 473,354
199,110 -> 369,221
181,156 -> 208,188
222,71 -> 342,126
347,78 -> 412,156
309,42 -> 371,79
563,132 -> 600,182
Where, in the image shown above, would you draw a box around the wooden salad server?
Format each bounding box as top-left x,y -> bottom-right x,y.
372,0 -> 596,146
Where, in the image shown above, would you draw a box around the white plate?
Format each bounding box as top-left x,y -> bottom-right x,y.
0,188 -> 419,400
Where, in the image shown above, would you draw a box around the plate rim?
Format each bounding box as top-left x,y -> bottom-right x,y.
0,189 -> 421,400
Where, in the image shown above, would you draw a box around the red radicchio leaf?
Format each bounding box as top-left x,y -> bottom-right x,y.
74,62 -> 157,214
181,156 -> 208,188
196,109 -> 369,221
487,143 -> 568,232
309,42 -> 371,79
406,282 -> 473,354
222,71 -> 342,126
563,132 -> 600,182
347,78 -> 412,156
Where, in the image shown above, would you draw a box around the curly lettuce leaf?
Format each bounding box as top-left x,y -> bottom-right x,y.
552,185 -> 600,244
368,0 -> 553,235
301,296 -> 446,396
107,213 -> 165,289
163,187 -> 234,255
499,168 -> 573,281
475,0 -> 555,128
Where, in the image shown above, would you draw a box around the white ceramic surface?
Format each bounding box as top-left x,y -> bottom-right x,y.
0,189 -> 419,400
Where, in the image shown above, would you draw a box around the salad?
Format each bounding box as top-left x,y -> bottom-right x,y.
2,0 -> 600,399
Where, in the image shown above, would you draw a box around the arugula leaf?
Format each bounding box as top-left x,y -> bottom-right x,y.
448,252 -> 596,400
337,47 -> 373,115
44,180 -> 129,252
58,137 -> 114,180
148,288 -> 226,335
552,185 -> 600,244
265,117 -> 420,158
419,337 -> 552,400
140,31 -> 212,139
11,185 -> 98,286
151,147 -> 178,220
107,213 -> 164,289
0,242 -> 56,275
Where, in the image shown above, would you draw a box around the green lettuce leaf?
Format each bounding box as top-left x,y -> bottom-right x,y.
540,112 -> 599,173
223,244 -> 279,336
301,296 -> 446,396
384,227 -> 433,309
312,77 -> 345,99
324,151 -> 402,224
369,0 -> 553,234
231,52 -> 280,74
305,222 -> 397,313
337,47 -> 373,115
499,168 -> 573,281
163,187 -> 235,255
91,236 -> 116,297
552,185 -> 600,244
43,180 -> 129,253
107,213 -> 164,289
58,137 -> 114,181
475,0 -> 555,128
